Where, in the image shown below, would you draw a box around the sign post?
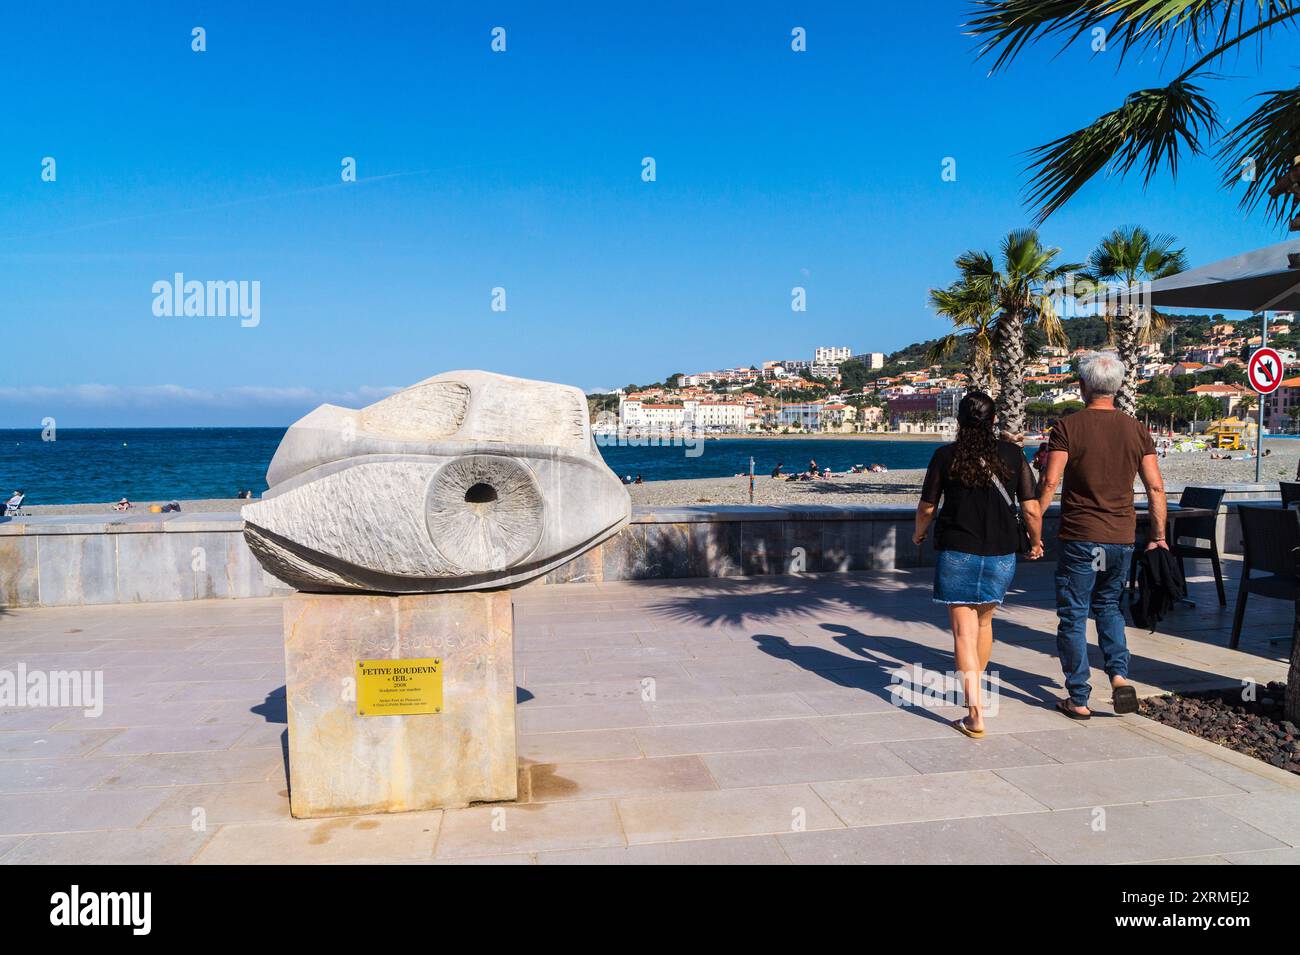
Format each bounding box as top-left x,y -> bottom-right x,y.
1247,333 -> 1282,484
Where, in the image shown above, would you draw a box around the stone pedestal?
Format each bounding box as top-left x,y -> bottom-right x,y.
282,590 -> 516,818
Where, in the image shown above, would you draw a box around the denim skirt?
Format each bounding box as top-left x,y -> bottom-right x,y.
933,550 -> 1016,605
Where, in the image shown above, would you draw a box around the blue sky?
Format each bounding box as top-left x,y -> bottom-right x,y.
1,1 -> 1294,426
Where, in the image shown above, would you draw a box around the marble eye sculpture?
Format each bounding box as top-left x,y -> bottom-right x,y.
241,371 -> 631,592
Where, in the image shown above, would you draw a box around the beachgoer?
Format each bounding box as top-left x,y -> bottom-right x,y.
3,490 -> 22,515
771,463 -> 784,478
1031,441 -> 1049,472
113,497 -> 132,512
914,391 -> 1043,738
634,474 -> 643,485
1035,351 -> 1166,720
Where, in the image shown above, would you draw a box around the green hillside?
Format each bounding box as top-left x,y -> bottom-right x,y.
839,311 -> 1230,392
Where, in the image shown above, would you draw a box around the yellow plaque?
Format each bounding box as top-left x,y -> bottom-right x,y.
356,658 -> 443,716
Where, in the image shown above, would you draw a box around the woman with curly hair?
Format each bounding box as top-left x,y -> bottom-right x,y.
913,391 -> 1043,738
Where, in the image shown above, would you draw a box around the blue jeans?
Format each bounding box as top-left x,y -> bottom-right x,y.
1055,541 -> 1133,706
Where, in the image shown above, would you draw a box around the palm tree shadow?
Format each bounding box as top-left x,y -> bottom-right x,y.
644,573 -> 916,629
645,568 -> 1246,711
748,622 -> 1059,721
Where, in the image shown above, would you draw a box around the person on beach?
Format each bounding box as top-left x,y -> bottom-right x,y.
771,463 -> 784,478
113,497 -> 132,511
1035,351 -> 1167,719
913,391 -> 1043,739
3,490 -> 22,515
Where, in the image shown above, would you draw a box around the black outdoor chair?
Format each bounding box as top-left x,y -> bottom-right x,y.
1281,481 -> 1300,509
1173,486 -> 1227,606
1230,504 -> 1300,649
1131,486 -> 1227,606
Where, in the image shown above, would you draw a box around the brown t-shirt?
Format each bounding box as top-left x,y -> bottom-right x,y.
1047,407 -> 1156,544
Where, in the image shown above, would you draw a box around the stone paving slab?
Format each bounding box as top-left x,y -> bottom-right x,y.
996,801 -> 1287,866
778,816 -> 1056,865
0,561 -> 1297,863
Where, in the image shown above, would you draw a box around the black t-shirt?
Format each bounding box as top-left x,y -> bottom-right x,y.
920,440 -> 1035,556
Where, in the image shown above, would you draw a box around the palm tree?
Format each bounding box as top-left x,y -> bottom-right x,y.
1080,227 -> 1189,415
949,230 -> 1080,434
967,2 -> 1300,229
926,280 -> 998,394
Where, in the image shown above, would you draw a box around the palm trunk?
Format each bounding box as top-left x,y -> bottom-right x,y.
1114,305 -> 1141,417
996,315 -> 1026,434
972,352 -> 993,395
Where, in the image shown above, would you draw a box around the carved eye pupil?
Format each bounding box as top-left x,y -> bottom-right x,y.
425,455 -> 545,573
464,483 -> 498,505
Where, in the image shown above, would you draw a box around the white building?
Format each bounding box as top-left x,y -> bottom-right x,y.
860,352 -> 886,370
619,399 -> 686,431
685,401 -> 745,431
777,402 -> 825,430
935,387 -> 967,419
814,346 -> 852,366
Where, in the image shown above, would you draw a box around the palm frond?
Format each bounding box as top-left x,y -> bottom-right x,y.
1023,80 -> 1219,222
1219,83 -> 1300,227
924,333 -> 961,366
1087,225 -> 1187,283
967,1 -> 1299,75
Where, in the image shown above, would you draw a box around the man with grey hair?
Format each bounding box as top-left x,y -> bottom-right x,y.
1035,350 -> 1167,718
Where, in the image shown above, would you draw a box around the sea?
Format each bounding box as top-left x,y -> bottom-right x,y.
0,428 -> 949,505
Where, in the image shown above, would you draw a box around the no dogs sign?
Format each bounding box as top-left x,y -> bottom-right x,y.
1248,347 -> 1283,394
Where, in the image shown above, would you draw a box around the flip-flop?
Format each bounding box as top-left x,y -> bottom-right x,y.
1055,700 -> 1091,721
1112,685 -> 1139,715
951,717 -> 985,739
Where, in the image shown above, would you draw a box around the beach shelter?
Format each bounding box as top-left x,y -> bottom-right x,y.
1104,236 -> 1300,313
1089,237 -> 1300,481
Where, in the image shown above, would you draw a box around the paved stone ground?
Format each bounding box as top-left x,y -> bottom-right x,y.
1,558 -> 1298,865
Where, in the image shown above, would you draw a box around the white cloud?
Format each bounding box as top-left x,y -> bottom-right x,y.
0,383 -> 403,410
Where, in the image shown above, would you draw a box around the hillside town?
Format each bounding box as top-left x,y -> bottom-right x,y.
600,311 -> 1300,440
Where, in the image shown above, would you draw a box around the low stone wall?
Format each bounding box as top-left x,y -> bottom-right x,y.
0,485 -> 1277,608
538,504 -> 1047,585
0,513 -> 275,609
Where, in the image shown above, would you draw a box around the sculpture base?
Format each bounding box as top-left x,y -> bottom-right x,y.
282,590 -> 516,818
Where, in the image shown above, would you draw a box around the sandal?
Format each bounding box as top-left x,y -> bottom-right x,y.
1112,685 -> 1138,715
952,717 -> 986,739
1055,700 -> 1091,721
